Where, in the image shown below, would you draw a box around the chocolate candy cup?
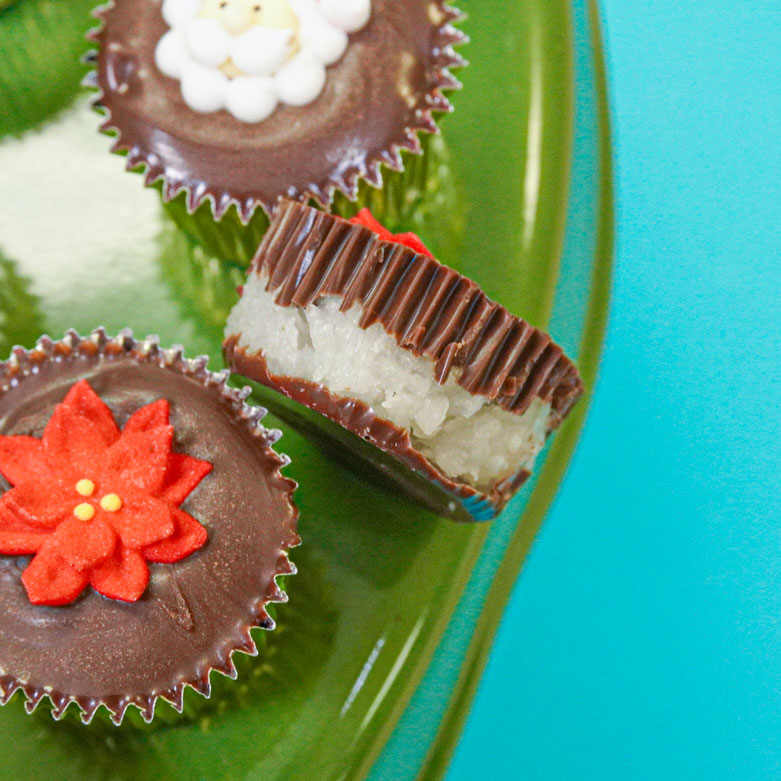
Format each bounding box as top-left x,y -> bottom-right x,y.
224,201 -> 583,522
0,329 -> 299,725
87,0 -> 466,260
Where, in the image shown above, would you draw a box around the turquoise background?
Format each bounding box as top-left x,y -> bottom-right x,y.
450,1 -> 780,778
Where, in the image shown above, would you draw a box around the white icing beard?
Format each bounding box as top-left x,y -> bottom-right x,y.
155,0 -> 371,123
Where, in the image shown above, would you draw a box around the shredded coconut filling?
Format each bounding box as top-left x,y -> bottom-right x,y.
226,274 -> 552,488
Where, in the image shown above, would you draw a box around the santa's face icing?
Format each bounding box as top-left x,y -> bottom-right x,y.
199,0 -> 300,35
155,0 -> 371,123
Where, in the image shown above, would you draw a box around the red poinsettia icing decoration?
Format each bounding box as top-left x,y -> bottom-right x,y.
349,209 -> 434,258
0,380 -> 212,606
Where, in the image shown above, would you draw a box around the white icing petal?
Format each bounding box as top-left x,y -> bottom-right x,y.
162,0 -> 201,27
180,62 -> 229,113
288,0 -> 322,21
226,76 -> 279,123
183,18 -> 232,69
274,52 -> 327,106
319,0 -> 371,33
299,19 -> 348,65
230,27 -> 294,77
155,29 -> 190,79
158,0 -> 368,122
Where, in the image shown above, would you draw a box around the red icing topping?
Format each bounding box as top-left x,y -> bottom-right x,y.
349,209 -> 434,258
0,381 -> 212,606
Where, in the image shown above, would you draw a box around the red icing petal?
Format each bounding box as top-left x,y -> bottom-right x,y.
89,548 -> 149,602
53,515 -> 117,571
350,208 -> 393,238
349,209 -> 434,258
144,507 -> 207,563
0,492 -> 25,531
60,380 -> 120,444
0,381 -> 215,606
123,399 -> 170,434
107,494 -> 174,549
102,426 -> 173,495
0,529 -> 48,555
0,505 -> 50,555
21,546 -> 89,606
2,484 -> 72,529
0,436 -> 51,487
161,453 -> 213,506
392,232 -> 434,258
43,403 -> 115,484
0,492 -> 51,556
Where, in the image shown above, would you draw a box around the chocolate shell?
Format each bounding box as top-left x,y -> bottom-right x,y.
87,0 -> 467,221
0,329 -> 299,724
224,201 -> 584,522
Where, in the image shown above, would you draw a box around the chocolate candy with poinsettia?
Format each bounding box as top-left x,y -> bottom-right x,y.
0,329 -> 298,725
1,380 -> 212,605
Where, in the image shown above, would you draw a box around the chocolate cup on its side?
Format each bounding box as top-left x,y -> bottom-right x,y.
223,201 -> 584,522
88,0 -> 467,221
225,337 -> 517,523
0,329 -> 299,725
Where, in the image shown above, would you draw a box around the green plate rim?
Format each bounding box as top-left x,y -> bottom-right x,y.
420,3 -> 613,775
0,0 -> 612,775
364,0 -> 616,776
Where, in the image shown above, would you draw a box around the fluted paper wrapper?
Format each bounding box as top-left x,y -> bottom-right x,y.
87,0 -> 467,265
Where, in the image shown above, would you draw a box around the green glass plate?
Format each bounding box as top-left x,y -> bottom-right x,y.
0,0 -> 612,777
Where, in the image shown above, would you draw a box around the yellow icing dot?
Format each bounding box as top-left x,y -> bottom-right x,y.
73,503 -> 95,522
75,479 -> 96,497
100,494 -> 122,513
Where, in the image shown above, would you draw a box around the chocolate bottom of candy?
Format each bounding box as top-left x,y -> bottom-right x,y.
225,336 -> 533,523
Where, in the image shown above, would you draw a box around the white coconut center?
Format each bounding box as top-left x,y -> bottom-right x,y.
155,0 -> 371,123
226,273 -> 552,489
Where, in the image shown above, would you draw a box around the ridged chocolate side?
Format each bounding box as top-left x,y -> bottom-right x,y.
248,201 -> 584,426
224,337 -> 531,523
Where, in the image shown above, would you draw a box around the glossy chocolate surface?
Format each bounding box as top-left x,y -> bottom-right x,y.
0,333 -> 298,723
92,0 -> 466,219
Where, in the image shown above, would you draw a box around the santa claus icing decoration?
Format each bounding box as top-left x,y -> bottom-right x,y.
155,0 -> 372,123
